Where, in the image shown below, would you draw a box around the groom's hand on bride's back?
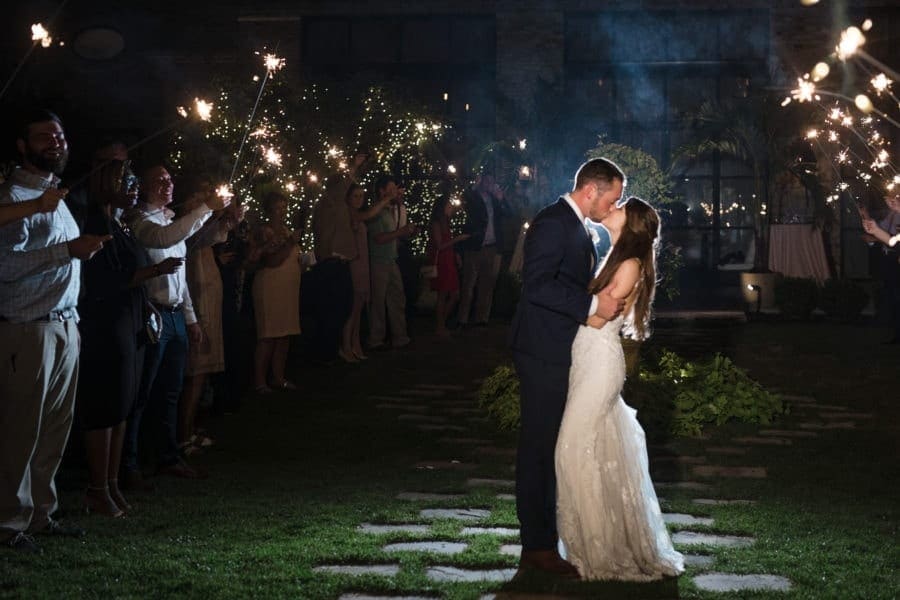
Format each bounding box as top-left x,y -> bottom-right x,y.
595,290 -> 625,321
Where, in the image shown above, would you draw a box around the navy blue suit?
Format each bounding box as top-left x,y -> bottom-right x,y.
509,197 -> 596,552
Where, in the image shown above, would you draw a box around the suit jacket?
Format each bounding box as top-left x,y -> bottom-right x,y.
461,187 -> 504,252
509,198 -> 596,366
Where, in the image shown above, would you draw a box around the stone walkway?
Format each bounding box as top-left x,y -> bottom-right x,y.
311,381 -> 869,597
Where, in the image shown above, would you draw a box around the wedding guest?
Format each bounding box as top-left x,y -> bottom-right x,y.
458,173 -> 508,328
367,175 -> 418,349
123,164 -> 229,484
249,191 -> 302,392
0,109 -> 110,552
78,160 -> 181,517
0,191 -> 64,227
427,195 -> 469,337
178,177 -> 245,453
863,191 -> 900,344
339,183 -> 391,362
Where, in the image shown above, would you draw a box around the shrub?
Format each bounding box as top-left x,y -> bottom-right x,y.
774,276 -> 818,319
818,278 -> 868,322
479,349 -> 786,438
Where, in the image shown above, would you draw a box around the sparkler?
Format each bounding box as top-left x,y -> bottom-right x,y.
0,0 -> 71,101
229,50 -> 286,186
216,184 -> 234,200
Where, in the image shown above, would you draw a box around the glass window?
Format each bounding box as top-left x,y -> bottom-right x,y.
719,228 -> 756,267
673,178 -> 714,226
720,177 -> 757,227
666,227 -> 713,268
616,74 -> 665,123
451,18 -> 496,63
669,129 -> 714,176
718,13 -> 768,61
667,14 -> 718,61
565,14 -> 615,62
612,13 -> 670,63
668,76 -> 715,121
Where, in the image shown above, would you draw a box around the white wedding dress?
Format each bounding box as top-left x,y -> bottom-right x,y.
555,314 -> 684,581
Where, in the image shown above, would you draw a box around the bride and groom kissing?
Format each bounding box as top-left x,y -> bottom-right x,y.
509,158 -> 684,581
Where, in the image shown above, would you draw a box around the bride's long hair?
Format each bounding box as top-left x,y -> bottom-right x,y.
588,196 -> 660,340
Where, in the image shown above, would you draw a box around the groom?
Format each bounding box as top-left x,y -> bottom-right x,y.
509,158 -> 626,576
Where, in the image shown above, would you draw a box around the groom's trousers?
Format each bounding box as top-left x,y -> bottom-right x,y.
513,352 -> 570,552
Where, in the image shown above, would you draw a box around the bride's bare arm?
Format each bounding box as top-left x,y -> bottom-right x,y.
587,259 -> 642,329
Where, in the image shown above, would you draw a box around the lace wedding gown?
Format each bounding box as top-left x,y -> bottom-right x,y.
555,315 -> 684,581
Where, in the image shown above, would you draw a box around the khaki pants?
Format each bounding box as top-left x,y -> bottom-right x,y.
458,245 -> 499,325
0,319 -> 79,539
369,261 -> 409,347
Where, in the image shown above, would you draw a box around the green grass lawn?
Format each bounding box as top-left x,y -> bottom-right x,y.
1,317 -> 898,599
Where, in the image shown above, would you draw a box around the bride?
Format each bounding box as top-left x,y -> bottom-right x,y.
555,196 -> 684,581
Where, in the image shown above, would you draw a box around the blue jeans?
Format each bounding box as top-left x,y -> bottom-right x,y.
123,311 -> 187,471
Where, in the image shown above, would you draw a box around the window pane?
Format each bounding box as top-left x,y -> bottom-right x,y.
616,75 -> 664,123
666,227 -> 713,267
719,13 -> 768,61
720,177 -> 757,227
668,76 -> 715,120
719,228 -> 756,267
674,178 -> 714,226
565,14 -> 615,62
668,14 -> 718,61
451,18 -> 495,63
612,13 -> 670,63
669,129 -> 713,176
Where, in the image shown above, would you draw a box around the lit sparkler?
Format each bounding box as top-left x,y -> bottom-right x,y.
194,98 -> 214,121
519,139 -> 527,150
791,78 -> 816,103
216,184 -> 234,200
263,147 -> 282,166
31,23 -> 52,48
447,164 -> 457,174
263,53 -> 285,74
871,73 -> 892,94
836,26 -> 865,61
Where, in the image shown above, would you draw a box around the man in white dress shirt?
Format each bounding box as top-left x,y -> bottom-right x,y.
122,165 -> 228,485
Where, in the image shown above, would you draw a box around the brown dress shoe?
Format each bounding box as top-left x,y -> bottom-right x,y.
519,549 -> 580,579
157,460 -> 208,480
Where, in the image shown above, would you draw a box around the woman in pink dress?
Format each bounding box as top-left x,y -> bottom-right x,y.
427,196 -> 470,337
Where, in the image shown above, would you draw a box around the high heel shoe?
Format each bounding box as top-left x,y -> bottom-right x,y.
107,479 -> 132,514
352,350 -> 368,360
84,486 -> 124,518
338,349 -> 359,363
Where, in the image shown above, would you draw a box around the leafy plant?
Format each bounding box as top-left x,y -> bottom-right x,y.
639,349 -> 786,438
479,349 -> 786,439
774,276 -> 819,319
586,138 -> 676,208
477,365 -> 520,432
818,278 -> 868,322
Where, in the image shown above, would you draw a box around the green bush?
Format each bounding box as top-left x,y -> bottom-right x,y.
479,349 -> 786,438
818,278 -> 868,322
774,276 -> 818,319
477,365 -> 521,432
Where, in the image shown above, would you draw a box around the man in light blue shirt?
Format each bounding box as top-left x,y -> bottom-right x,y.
0,110 -> 110,553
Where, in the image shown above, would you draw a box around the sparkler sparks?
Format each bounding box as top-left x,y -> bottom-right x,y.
447,164 -> 457,174
871,73 -> 892,94
519,139 -> 527,150
194,98 -> 214,121
216,184 -> 234,200
854,94 -> 874,113
811,62 -> 830,82
263,147 -> 282,166
836,26 -> 865,61
791,78 -> 816,103
31,23 -> 52,48
263,53 -> 286,74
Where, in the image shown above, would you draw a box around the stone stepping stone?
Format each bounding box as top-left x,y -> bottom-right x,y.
397,389 -> 446,397
358,523 -> 431,534
476,446 -> 517,457
654,481 -> 713,491
693,573 -> 792,592
734,436 -> 792,446
420,508 -> 491,521
376,403 -> 428,412
778,393 -> 816,403
467,478 -> 515,489
692,498 -> 756,506
396,492 -> 466,501
758,429 -> 818,438
438,437 -> 492,445
799,422 -> 856,430
798,403 -> 846,411
415,383 -> 467,391
672,531 -> 755,548
442,407 -> 483,415
496,493 -> 515,501
313,564 -> 401,576
499,543 -> 521,556
683,554 -> 715,568
414,460 -> 476,471
693,465 -> 767,479
370,395 -> 424,403
467,417 -> 491,424
663,513 -> 715,526
356,523 -> 431,535
707,446 -> 748,455
339,595 -> 437,600
399,414 -> 449,423
461,526 -> 520,536
653,455 -> 707,464
416,424 -> 468,432
426,566 -> 517,583
820,412 -> 873,419
383,541 -> 468,555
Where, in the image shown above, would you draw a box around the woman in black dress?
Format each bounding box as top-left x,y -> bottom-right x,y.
78,160 -> 181,516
